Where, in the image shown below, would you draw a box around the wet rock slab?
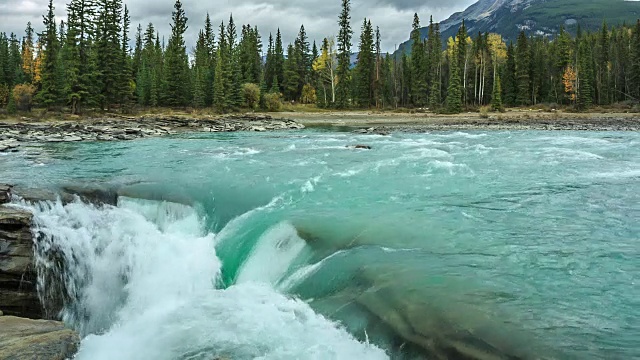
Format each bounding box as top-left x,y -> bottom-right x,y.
0,204 -> 41,319
0,316 -> 79,360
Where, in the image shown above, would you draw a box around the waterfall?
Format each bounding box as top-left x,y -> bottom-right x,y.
20,197 -> 387,360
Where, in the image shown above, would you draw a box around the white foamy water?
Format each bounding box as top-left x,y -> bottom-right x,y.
19,198 -> 387,360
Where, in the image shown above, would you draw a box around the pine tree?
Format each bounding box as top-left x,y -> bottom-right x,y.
37,0 -> 59,110
354,18 -> 374,107
596,21 -> 610,105
515,31 -> 531,105
163,0 -> 190,107
335,0 -> 353,108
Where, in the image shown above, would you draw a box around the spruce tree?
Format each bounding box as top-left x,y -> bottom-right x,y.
163,0 -> 190,107
22,22 -> 36,83
410,14 -> 427,106
335,0 -> 353,108
354,19 -> 374,107
0,34 -> 8,88
136,23 -> 155,106
503,42 -> 517,106
577,37 -> 594,109
213,45 -> 226,111
7,89 -> 16,114
295,25 -> 311,93
96,0 -> 124,110
428,22 -> 442,110
446,50 -> 462,113
491,70 -> 503,111
631,20 -> 640,99
204,14 -> 216,107
192,30 -> 209,108
264,33 -> 275,90
132,24 -> 143,83
212,22 -> 228,111
226,15 -> 243,108
118,5 -> 133,109
274,29 -> 285,92
456,21 -> 468,105
596,21 -> 610,105
515,31 -> 531,105
37,0 -> 59,110
283,43 -> 300,101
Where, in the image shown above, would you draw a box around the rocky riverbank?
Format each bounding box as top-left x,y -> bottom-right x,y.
352,116 -> 640,134
0,184 -> 80,360
0,114 -> 304,153
284,110 -> 640,132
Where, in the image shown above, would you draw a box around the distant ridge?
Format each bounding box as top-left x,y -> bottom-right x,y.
397,0 -> 640,54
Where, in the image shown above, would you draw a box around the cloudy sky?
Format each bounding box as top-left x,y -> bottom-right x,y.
0,0 -> 475,53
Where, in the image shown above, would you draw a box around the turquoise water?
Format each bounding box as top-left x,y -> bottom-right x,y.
2,129 -> 639,359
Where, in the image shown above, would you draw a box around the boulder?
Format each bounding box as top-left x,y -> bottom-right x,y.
0,184 -> 11,204
0,316 -> 79,360
0,205 -> 42,319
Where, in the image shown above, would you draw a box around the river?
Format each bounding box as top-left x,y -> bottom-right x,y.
2,129 -> 638,359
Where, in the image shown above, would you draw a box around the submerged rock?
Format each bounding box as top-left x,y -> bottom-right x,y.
347,144 -> 372,150
0,316 -> 79,360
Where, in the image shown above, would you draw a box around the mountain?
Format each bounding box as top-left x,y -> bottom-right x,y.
397,0 -> 640,53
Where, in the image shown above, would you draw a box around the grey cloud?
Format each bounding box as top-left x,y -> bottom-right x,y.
0,0 -> 475,52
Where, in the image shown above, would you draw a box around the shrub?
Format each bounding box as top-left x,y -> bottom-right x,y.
6,91 -> 16,114
300,84 -> 317,104
242,83 -> 261,110
263,92 -> 283,112
479,105 -> 491,118
13,84 -> 37,111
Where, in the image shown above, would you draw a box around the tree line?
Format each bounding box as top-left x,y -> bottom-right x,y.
0,0 -> 639,114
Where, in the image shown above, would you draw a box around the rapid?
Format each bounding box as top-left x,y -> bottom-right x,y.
1,129 -> 638,359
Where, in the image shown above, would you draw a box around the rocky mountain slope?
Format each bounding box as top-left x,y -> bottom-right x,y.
398,0 -> 640,53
